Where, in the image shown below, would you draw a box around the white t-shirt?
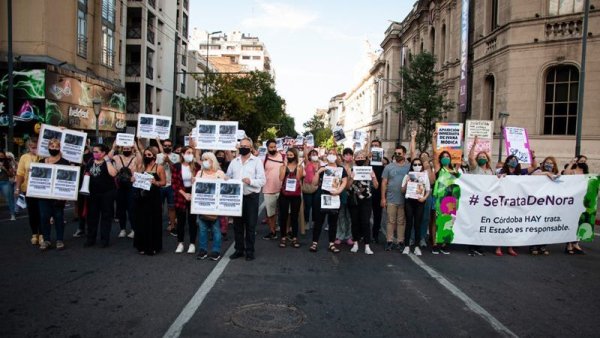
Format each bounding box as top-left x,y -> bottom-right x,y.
181,165 -> 192,188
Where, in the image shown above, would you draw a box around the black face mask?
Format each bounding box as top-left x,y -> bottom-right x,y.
268,150 -> 278,155
287,157 -> 295,162
122,151 -> 132,157
239,148 -> 251,156
216,157 -> 225,163
163,147 -> 172,154
355,160 -> 366,166
49,149 -> 60,156
143,156 -> 154,165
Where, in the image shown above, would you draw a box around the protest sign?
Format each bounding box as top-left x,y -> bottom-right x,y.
503,126 -> 532,164
433,171 -> 599,246
405,171 -> 430,200
236,129 -> 246,140
190,178 -> 244,217
184,136 -> 190,147
137,114 -> 172,139
370,147 -> 384,166
133,172 -> 153,191
195,120 -> 238,150
352,130 -> 367,142
305,134 -> 315,147
321,194 -> 341,209
352,166 -> 372,181
26,163 -> 80,201
115,133 -> 135,147
321,166 -> 343,192
295,135 -> 304,146
38,124 -> 87,163
436,122 -> 463,165
333,127 -> 346,142
258,146 -> 267,159
276,138 -> 284,151
464,120 -> 493,160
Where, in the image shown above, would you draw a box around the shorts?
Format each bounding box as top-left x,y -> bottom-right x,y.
160,185 -> 175,208
264,193 -> 280,217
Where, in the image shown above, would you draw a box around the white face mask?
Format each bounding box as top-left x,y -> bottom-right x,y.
413,165 -> 423,172
202,160 -> 211,169
310,156 -> 319,162
183,154 -> 194,163
326,154 -> 337,163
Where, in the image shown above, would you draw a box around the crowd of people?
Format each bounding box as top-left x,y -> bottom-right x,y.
3,130 -> 593,261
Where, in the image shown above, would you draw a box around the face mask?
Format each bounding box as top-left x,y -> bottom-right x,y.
202,160 -> 211,169
310,156 -> 319,162
122,151 -> 132,157
508,159 -> 518,168
216,157 -> 225,163
355,160 -> 366,166
477,158 -> 487,166
413,165 -> 423,172
48,149 -> 60,156
183,154 -> 194,163
239,147 -> 251,156
163,147 -> 172,154
327,154 -> 337,163
395,155 -> 404,162
344,155 -> 353,162
287,157 -> 295,162
543,163 -> 554,172
268,150 -> 277,155
441,157 -> 451,166
93,153 -> 103,160
143,156 -> 154,165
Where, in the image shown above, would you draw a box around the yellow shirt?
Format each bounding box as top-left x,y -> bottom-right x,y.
16,153 -> 39,192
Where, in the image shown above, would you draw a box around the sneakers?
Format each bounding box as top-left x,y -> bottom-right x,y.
187,244 -> 196,254
39,241 -> 51,250
127,230 -> 135,239
209,251 -> 221,261
196,249 -> 208,260
385,242 -> 394,251
118,230 -> 127,238
402,246 -> 411,255
262,232 -> 278,240
31,235 -> 39,245
432,246 -> 440,255
56,241 -> 65,250
175,243 -> 185,253
439,247 -> 450,255
414,247 -> 422,256
169,229 -> 178,237
419,238 -> 427,248
350,243 -> 359,253
73,229 -> 85,238
365,245 -> 374,255
10,214 -> 16,221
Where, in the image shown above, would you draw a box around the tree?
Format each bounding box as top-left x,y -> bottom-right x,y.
181,71 -> 294,142
303,113 -> 325,132
396,51 -> 454,152
303,111 -> 331,147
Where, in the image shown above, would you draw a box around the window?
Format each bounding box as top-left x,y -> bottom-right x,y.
549,0 -> 584,15
543,65 -> 579,135
182,14 -> 188,38
77,0 -> 87,58
242,55 -> 251,60
252,56 -> 261,60
490,0 -> 499,31
241,45 -> 263,51
484,75 -> 495,121
440,25 -> 446,64
101,0 -> 116,68
102,0 -> 115,24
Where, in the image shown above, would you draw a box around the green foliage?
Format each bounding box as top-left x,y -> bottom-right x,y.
261,126 -> 278,141
396,52 -> 455,152
303,112 -> 331,148
181,71 -> 294,142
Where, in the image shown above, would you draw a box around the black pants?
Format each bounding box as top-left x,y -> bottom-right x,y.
371,189 -> 383,240
278,194 -> 301,238
177,188 -> 197,244
87,190 -> 115,245
77,193 -> 86,231
350,197 -> 372,244
116,185 -> 135,231
404,199 -> 424,247
25,196 -> 41,235
312,191 -> 338,243
233,193 -> 259,254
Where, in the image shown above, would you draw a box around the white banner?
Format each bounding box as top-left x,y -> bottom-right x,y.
137,114 -> 172,140
352,166 -> 372,181
195,120 -> 238,150
190,178 -> 243,217
115,133 -> 135,147
26,163 -> 80,201
449,175 -> 588,246
133,172 -> 153,191
38,124 -> 87,164
464,120 -> 493,160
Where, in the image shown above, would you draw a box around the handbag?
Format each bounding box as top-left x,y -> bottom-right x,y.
301,181 -> 317,194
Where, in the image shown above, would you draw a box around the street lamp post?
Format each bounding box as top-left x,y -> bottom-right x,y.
203,31 -> 222,119
92,98 -> 102,142
497,111 -> 510,163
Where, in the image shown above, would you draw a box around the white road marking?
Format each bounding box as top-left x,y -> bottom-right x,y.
408,255 -> 518,338
595,232 -> 600,237
163,243 -> 236,338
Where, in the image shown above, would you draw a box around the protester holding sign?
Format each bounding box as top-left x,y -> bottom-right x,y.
528,156 -> 561,255
132,144 -> 166,255
84,144 -> 117,248
171,146 -> 201,254
262,139 -> 285,240
37,139 -> 71,250
109,142 -> 138,239
309,148 -> 348,253
278,148 -> 304,248
156,138 -> 178,235
15,137 -> 42,245
468,136 -> 493,175
335,148 -> 354,247
348,150 -> 378,255
302,149 -> 320,230
400,159 -> 430,256
369,139 -> 385,243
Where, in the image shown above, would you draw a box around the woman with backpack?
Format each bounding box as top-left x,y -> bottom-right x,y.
110,143 -> 138,239
278,148 -> 304,248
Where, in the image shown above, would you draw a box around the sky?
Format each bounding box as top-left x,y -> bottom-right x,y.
189,0 -> 415,133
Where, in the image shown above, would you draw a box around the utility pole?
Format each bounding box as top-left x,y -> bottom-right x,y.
171,31 -> 178,141
6,0 -> 14,152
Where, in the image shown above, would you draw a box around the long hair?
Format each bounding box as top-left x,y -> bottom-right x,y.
180,146 -> 196,173
201,151 -> 222,172
439,150 -> 452,169
501,155 -> 522,175
541,156 -> 558,175
475,151 -> 492,170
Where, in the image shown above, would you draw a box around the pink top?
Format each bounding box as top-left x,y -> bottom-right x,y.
303,161 -> 318,185
262,155 -> 284,194
196,169 -> 225,179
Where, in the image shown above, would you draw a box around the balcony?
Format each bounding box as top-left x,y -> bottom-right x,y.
127,26 -> 142,39
147,29 -> 155,44
546,19 -> 583,39
77,35 -> 88,57
126,64 -> 141,77
146,66 -> 154,79
101,48 -> 114,68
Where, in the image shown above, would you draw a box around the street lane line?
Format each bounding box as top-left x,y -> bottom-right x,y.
595,232 -> 600,237
163,243 -> 236,338
409,255 -> 518,338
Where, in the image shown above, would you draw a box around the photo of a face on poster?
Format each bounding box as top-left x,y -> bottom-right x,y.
220,183 -> 241,195
195,182 -> 216,195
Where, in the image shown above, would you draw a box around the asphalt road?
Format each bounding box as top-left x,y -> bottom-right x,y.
1,206 -> 600,338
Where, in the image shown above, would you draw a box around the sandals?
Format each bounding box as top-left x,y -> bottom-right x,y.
279,238 -> 287,248
291,238 -> 300,248
309,242 -> 318,252
328,243 -> 341,253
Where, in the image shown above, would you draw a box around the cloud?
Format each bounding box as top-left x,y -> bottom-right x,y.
241,1 -> 318,30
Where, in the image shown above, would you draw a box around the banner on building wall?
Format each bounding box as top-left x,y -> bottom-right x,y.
503,126 -> 532,164
464,120 -> 494,160
436,122 -> 463,165
433,172 -> 599,246
458,0 -> 470,113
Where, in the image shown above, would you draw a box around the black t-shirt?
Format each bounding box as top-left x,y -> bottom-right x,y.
371,165 -> 384,191
39,157 -> 70,166
86,160 -> 116,194
318,166 -> 348,196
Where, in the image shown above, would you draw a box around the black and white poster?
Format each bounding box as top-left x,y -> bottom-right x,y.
191,178 -> 243,216
333,126 -> 346,142
26,163 -> 80,201
195,120 -> 239,150
137,113 -> 172,139
38,124 -> 87,164
370,147 -> 384,166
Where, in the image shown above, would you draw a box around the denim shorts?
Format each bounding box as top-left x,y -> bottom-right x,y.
160,185 -> 175,208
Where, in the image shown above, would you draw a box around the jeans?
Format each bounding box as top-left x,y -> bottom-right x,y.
302,192 -> 315,224
39,200 -> 65,242
278,194 -> 301,238
160,185 -> 175,208
87,189 -> 115,245
418,194 -> 433,241
116,185 -> 135,231
404,199 -> 424,247
233,193 -> 259,254
198,217 -> 222,253
0,181 -> 15,215
25,196 -> 41,235
336,203 -> 352,240
350,197 -> 372,244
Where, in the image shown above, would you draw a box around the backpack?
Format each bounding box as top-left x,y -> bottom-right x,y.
281,165 -> 301,197
116,156 -> 134,187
